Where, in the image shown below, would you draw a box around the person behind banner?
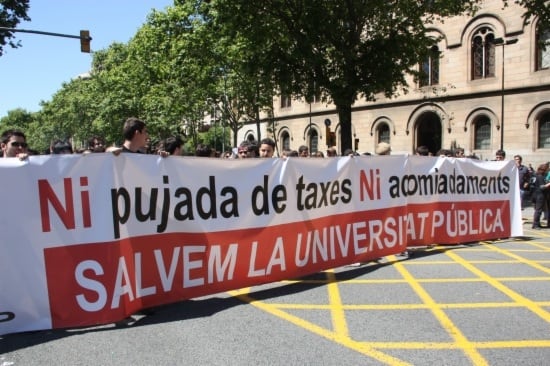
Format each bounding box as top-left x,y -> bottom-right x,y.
157,136 -> 183,156
514,155 -> 531,209
195,143 -> 214,157
495,149 -> 506,161
298,145 -> 309,157
88,135 -> 106,153
50,139 -> 73,154
375,142 -> 391,156
326,146 -> 338,157
106,117 -> 149,155
531,163 -> 550,229
238,140 -> 259,159
1,129 -> 29,160
259,138 -> 275,158
415,145 -> 430,156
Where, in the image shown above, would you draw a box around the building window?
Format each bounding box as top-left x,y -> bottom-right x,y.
280,94 -> 291,108
377,123 -> 390,143
281,131 -> 290,151
538,112 -> 550,148
472,27 -> 497,80
309,129 -> 319,153
474,116 -> 491,150
536,27 -> 550,70
420,46 -> 440,87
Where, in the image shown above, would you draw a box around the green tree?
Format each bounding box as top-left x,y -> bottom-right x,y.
0,0 -> 30,56
511,0 -> 550,31
190,0 -> 482,153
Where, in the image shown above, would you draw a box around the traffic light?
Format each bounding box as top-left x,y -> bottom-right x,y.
80,30 -> 91,53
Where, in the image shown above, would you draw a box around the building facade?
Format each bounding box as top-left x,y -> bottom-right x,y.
236,0 -> 550,165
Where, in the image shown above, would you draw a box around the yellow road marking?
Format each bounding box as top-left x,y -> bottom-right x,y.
234,291 -> 412,366
390,255 -> 489,366
224,240 -> 550,364
267,301 -> 550,310
446,250 -> 550,323
481,242 -> 550,275
325,269 -> 349,338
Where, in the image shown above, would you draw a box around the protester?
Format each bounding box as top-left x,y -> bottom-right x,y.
375,142 -> 391,155
87,135 -> 106,153
195,143 -> 214,157
50,139 -> 73,154
106,117 -> 149,155
326,146 -> 338,157
158,136 -> 183,156
514,155 -> 531,209
495,149 -> 506,161
531,163 -> 550,229
1,129 -> 29,160
415,145 -> 430,156
259,138 -> 276,158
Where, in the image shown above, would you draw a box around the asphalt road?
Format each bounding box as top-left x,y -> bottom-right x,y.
2,207 -> 550,366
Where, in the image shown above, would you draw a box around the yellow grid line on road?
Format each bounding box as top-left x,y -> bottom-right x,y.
227,240 -> 550,365
390,254 -> 489,365
479,241 -> 550,275
364,340 -> 550,349
282,276 -> 550,284
448,247 -> 550,323
268,301 -> 550,310
231,289 -> 412,366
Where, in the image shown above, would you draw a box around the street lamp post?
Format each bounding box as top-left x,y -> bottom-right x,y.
493,37 -> 518,151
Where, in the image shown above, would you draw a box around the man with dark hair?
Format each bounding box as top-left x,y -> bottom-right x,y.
259,137 -> 276,158
495,149 -> 506,161
1,129 -> 29,159
238,140 -> 259,158
298,145 -> 309,157
50,139 -> 73,154
326,146 -> 338,157
415,145 -> 430,156
121,117 -> 148,153
88,135 -> 106,153
107,117 -> 149,155
514,154 -> 531,209
162,136 -> 183,156
195,143 -> 214,157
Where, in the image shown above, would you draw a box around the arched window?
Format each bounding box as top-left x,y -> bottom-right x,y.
538,111 -> 550,148
377,123 -> 390,143
309,129 -> 319,153
536,27 -> 550,71
420,46 -> 440,87
472,27 -> 497,80
281,131 -> 290,151
474,116 -> 491,149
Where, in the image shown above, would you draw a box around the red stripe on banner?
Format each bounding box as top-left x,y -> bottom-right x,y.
44,200 -> 510,328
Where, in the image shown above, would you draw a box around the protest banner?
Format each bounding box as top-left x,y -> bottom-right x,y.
0,154 -> 522,335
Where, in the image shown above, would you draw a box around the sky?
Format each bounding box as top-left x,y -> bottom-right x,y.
0,0 -> 174,118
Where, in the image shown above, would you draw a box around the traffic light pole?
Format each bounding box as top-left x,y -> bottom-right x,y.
0,27 -> 92,52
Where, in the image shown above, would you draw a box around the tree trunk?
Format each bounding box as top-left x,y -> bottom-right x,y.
336,103 -> 352,155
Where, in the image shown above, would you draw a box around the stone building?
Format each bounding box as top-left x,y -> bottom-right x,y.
235,0 -> 550,165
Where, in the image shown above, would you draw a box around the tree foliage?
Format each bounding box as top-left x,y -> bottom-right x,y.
2,0 -> 549,154
511,0 -> 550,31
193,0 -> 483,153
0,0 -> 30,56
